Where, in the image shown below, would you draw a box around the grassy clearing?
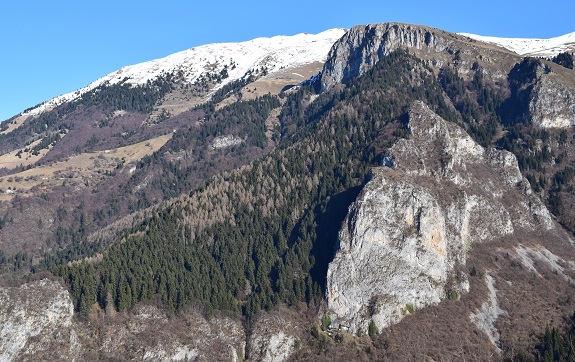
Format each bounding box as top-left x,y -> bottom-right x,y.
0,114 -> 30,135
0,137 -> 58,169
0,133 -> 172,200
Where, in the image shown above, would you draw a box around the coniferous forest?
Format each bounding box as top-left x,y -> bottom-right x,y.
52,50 -> 453,316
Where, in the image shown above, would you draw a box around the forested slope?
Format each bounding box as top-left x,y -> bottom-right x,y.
52,50 -> 454,316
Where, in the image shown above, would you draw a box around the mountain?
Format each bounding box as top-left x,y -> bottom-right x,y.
459,31 -> 575,57
1,22 -> 575,361
19,29 -> 347,118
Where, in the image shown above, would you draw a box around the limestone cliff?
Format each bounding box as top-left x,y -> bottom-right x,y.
529,70 -> 575,128
320,23 -> 517,92
0,280 -> 302,362
320,23 -> 575,129
326,101 -> 557,334
0,280 -> 80,361
0,279 -> 243,361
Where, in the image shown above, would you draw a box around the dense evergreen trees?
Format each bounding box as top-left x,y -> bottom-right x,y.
53,49 -> 454,316
438,64 -> 502,147
552,52 -> 574,69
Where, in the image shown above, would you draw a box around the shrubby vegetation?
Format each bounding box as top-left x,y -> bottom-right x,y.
0,73 -> 177,156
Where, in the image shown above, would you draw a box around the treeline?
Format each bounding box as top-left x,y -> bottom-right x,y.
78,75 -> 174,114
52,49 -> 455,316
552,52 -> 574,70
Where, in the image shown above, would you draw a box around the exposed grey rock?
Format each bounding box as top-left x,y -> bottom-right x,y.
211,135 -> 245,150
0,280 -> 246,362
0,280 -> 80,362
320,23 -> 452,91
247,309 -> 300,362
319,22 -> 518,92
469,274 -> 505,352
0,280 -> 304,362
318,22 -> 575,143
325,101 -> 556,334
529,73 -> 575,128
93,304 -> 245,362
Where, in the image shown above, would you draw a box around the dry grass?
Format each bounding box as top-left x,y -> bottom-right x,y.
0,114 -> 29,135
0,133 -> 172,200
215,61 -> 324,111
149,87 -> 208,121
241,61 -> 324,101
0,136 -> 59,169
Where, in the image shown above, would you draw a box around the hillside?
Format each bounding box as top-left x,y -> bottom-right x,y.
1,23 -> 575,361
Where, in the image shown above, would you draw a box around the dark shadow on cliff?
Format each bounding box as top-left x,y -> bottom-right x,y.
309,185 -> 363,290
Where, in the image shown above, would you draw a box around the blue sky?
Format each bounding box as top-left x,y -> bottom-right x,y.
1,0 -> 574,122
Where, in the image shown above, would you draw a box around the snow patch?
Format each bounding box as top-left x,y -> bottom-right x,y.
459,31 -> 575,57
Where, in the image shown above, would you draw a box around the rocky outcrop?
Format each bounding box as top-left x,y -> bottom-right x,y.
319,23 -> 517,92
325,101 -> 556,333
93,304 -> 245,362
320,22 -> 575,129
320,23 -> 451,91
0,279 -> 303,361
0,280 -> 244,361
529,72 -> 575,128
469,274 -> 505,352
247,309 -> 301,362
0,280 -> 80,361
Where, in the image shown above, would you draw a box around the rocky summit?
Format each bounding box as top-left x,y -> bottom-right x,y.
326,100 -> 566,340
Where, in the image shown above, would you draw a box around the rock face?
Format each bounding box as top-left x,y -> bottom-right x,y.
0,283 -> 245,361
0,279 -> 302,362
319,22 -> 575,131
0,280 -> 80,361
319,22 -> 517,92
320,23 -> 450,91
529,72 -> 575,128
247,309 -> 301,362
326,101 -> 555,333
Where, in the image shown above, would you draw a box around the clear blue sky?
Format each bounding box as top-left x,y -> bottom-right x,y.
1,0 -> 574,122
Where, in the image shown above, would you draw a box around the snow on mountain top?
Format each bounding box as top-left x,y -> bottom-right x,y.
24,28 -> 347,116
458,31 -> 575,57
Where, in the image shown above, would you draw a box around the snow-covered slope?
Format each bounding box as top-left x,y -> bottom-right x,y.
459,31 -> 575,57
24,28 -> 347,116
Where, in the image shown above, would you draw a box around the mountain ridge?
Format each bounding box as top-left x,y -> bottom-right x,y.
459,31 -> 575,57
19,28 -> 347,118
8,26 -> 574,122
1,21 -> 575,361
